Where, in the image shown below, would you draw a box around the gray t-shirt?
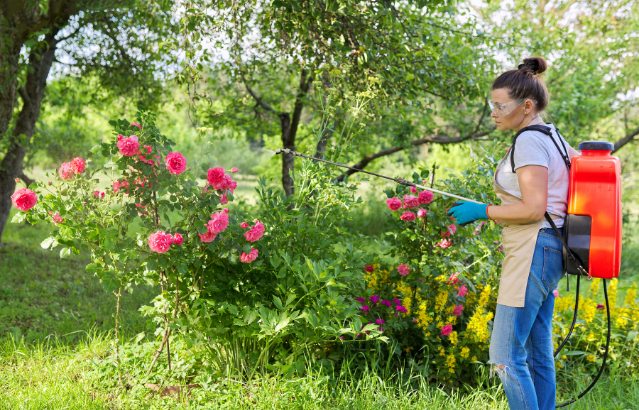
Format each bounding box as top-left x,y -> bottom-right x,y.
495,123 -> 572,228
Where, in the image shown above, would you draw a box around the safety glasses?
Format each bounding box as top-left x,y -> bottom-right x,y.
489,98 -> 537,118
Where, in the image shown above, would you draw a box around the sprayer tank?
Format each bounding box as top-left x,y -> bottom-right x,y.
564,141 -> 622,279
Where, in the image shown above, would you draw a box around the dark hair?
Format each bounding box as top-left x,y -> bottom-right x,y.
492,57 -> 549,112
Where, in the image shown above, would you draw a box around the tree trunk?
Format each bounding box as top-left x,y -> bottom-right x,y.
279,69 -> 313,196
0,26 -> 21,140
0,29 -> 61,244
279,113 -> 294,196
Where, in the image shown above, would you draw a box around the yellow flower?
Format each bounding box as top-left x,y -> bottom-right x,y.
449,331 -> 458,345
587,354 -> 596,362
608,278 -> 618,315
435,289 -> 448,312
554,294 -> 575,314
466,292 -> 494,344
589,278 -> 601,298
446,353 -> 456,371
471,356 -> 477,361
461,347 -> 470,359
582,297 -> 597,324
416,302 -> 432,332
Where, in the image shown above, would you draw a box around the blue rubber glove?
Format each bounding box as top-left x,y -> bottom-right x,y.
447,201 -> 489,225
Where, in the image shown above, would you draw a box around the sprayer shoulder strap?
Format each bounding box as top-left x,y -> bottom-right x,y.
509,124 -> 571,172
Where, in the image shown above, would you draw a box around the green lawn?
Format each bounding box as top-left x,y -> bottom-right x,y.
1,211 -> 639,409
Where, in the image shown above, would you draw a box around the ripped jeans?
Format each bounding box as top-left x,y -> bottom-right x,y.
489,227 -> 564,410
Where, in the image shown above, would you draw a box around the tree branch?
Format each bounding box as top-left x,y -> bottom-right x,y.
17,86 -> 31,107
335,130 -> 493,182
612,125 -> 639,153
242,77 -> 277,114
18,171 -> 35,187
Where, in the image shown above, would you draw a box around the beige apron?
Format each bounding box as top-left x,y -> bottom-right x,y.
493,164 -> 543,308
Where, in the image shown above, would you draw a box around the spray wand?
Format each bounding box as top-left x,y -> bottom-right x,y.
274,149 -> 484,205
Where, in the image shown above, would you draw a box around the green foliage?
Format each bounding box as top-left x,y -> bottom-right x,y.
340,148 -> 505,387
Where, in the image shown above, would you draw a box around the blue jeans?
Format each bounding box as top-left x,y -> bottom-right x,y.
489,228 -> 564,410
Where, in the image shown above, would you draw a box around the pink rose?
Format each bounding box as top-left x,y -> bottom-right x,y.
230,180 -> 237,193
364,265 -> 374,272
220,193 -> 228,205
71,157 -> 85,173
130,122 -> 142,129
214,173 -> 233,191
458,285 -> 468,298
386,197 -> 402,211
410,187 -> 417,193
453,305 -> 464,317
241,222 -> 249,228
447,272 -> 459,285
165,152 -> 187,175
94,190 -> 100,197
597,304 -> 605,309
231,167 -> 238,173
402,195 -> 420,209
435,239 -> 452,249
400,212 -> 416,221
207,167 -> 225,187
50,212 -> 64,225
116,135 -> 140,157
11,188 -> 37,211
223,208 -> 229,213
441,324 -> 453,336
58,162 -> 74,179
417,209 -> 427,218
172,233 -> 183,246
209,211 -> 230,233
239,248 -> 259,263
397,264 -> 410,276
148,231 -> 173,253
135,203 -> 148,216
198,231 -> 217,243
245,220 -> 265,242
442,224 -> 457,237
138,145 -> 160,166
113,180 -> 130,194
553,289 -> 559,298
418,190 -> 434,204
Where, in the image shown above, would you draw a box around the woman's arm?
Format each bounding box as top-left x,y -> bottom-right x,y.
487,165 -> 548,224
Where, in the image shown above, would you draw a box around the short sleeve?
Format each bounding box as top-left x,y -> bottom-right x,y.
511,132 -> 551,171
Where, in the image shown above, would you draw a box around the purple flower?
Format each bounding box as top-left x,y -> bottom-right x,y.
378,327 -> 384,332
381,300 -> 393,307
597,304 -> 605,309
393,299 -> 402,306
376,318 -> 386,325
396,306 -> 408,313
369,295 -> 380,305
356,297 -> 366,304
361,305 -> 370,313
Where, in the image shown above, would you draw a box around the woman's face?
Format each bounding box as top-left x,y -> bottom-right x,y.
490,88 -> 537,131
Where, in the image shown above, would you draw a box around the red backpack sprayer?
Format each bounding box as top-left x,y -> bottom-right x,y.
274,124 -> 622,407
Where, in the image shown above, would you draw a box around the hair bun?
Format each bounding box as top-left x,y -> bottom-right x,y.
518,56 -> 547,75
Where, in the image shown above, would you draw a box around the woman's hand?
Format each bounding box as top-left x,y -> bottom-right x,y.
447,201 -> 489,225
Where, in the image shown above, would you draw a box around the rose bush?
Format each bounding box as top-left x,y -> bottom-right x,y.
12,111 -> 380,378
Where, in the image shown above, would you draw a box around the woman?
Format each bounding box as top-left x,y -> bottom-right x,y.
448,56 -> 580,410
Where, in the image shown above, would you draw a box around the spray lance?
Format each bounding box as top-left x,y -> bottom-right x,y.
274,148 -> 483,205
275,132 -> 623,407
